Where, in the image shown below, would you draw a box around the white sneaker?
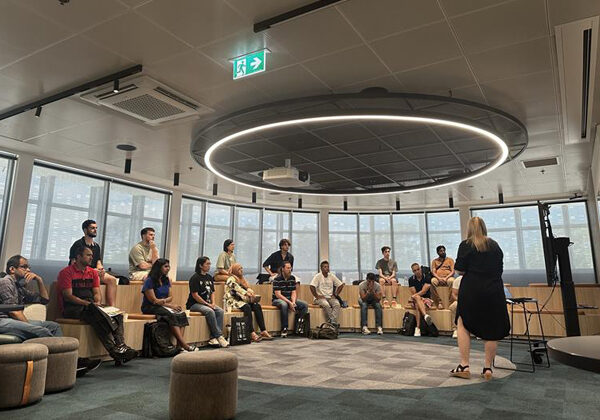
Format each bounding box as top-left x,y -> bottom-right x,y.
377,327 -> 383,335
424,314 -> 433,325
208,338 -> 219,346
184,344 -> 199,352
362,326 -> 371,335
452,330 -> 458,339
217,336 -> 229,348
414,327 -> 421,337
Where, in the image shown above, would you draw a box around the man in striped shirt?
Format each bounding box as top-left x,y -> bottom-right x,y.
272,261 -> 308,337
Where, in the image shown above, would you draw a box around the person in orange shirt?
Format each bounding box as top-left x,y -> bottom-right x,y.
431,245 -> 455,309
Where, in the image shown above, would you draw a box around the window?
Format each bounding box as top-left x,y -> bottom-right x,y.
234,207 -> 261,277
426,211 -> 461,264
177,198 -> 205,280
103,183 -> 169,272
393,213 -> 427,277
328,214 -> 359,281
359,214 -> 391,278
262,210 -> 290,266
22,165 -> 106,280
0,155 -> 15,256
549,202 -> 594,282
204,202 -> 232,264
291,212 -> 319,280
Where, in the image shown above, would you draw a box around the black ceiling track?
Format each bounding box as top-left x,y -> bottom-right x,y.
254,0 -> 345,33
0,64 -> 143,122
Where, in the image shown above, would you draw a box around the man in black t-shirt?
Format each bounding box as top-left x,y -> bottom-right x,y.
187,256 -> 228,347
69,220 -> 117,306
272,261 -> 307,337
263,239 -> 294,280
407,263 -> 434,337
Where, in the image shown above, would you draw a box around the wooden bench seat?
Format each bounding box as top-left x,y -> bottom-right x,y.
127,313 -> 157,320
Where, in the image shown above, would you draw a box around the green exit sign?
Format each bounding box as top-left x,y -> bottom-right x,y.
232,49 -> 267,80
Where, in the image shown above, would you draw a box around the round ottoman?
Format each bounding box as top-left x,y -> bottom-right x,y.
26,337 -> 79,393
170,351 -> 238,420
0,343 -> 48,408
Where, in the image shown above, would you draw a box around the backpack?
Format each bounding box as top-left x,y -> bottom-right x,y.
399,312 -> 416,336
142,322 -> 179,358
420,316 -> 439,337
310,322 -> 338,339
228,317 -> 251,346
294,312 -> 310,337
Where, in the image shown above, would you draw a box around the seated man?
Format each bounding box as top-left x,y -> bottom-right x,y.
431,245 -> 455,309
376,246 -> 399,308
263,238 -> 294,281
272,261 -> 307,337
69,219 -> 118,306
449,275 -> 462,339
0,255 -> 60,340
408,263 -> 433,337
310,261 -> 344,326
129,227 -> 159,281
358,272 -> 383,335
59,244 -> 137,365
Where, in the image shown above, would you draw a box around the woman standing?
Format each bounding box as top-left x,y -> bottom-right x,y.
187,256 -> 228,348
214,239 -> 236,282
450,217 -> 510,380
225,263 -> 273,342
141,259 -> 198,352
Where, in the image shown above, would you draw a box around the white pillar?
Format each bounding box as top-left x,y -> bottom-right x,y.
458,204 -> 470,239
586,171 -> 600,284
166,190 -> 182,280
1,153 -> 34,264
319,209 -> 329,262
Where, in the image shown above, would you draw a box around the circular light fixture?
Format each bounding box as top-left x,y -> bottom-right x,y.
192,91 -> 527,196
203,115 -> 508,196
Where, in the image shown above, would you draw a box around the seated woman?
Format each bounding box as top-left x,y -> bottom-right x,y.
141,258 -> 198,352
186,256 -> 228,348
214,239 -> 236,283
225,263 -> 273,342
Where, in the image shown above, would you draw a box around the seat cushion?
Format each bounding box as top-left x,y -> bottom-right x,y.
26,337 -> 79,353
0,343 -> 48,363
171,351 -> 237,375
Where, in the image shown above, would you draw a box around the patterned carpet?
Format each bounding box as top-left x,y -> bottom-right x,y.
228,336 -> 515,389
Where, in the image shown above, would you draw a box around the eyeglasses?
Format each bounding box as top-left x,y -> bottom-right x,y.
18,264 -> 30,270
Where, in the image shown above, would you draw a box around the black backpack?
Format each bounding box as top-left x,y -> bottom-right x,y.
420,316 -> 440,337
142,322 -> 179,358
399,312 -> 417,336
310,322 -> 338,339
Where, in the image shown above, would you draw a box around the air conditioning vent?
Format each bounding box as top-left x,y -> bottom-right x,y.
555,16 -> 599,144
79,76 -> 213,126
521,157 -> 559,168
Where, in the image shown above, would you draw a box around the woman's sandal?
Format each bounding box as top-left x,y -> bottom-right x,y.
450,364 -> 471,379
251,333 -> 262,343
481,367 -> 493,380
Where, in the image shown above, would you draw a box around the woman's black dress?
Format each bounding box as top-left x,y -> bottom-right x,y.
455,238 -> 510,340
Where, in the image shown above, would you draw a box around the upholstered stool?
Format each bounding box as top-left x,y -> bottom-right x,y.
26,337 -> 79,393
170,351 -> 238,420
0,343 -> 48,408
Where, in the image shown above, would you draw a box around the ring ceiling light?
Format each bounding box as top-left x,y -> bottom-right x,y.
191,91 -> 528,196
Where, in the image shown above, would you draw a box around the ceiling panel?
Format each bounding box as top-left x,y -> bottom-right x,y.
547,0 -> 600,28
245,65 -> 329,101
481,70 -> 555,108
438,0 -> 508,17
450,0 -> 547,54
137,0 -> 247,47
225,0 -> 309,22
395,57 -> 475,93
338,0 -> 444,41
370,21 -> 461,72
83,12 -> 191,64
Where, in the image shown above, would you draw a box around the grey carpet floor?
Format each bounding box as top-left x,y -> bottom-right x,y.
3,334 -> 599,420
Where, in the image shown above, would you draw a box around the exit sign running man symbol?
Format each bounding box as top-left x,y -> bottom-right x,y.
232,49 -> 267,80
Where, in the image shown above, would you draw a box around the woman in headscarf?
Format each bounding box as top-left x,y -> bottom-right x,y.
224,263 -> 273,342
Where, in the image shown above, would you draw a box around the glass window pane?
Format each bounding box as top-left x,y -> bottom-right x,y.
0,157 -> 14,255
262,210 -> 290,267
104,183 -> 168,272
359,214 -> 391,278
427,211 -> 461,263
328,214 -> 358,281
204,203 -> 232,267
291,212 -> 318,281
177,198 -> 204,280
234,207 -> 260,278
393,213 -> 427,278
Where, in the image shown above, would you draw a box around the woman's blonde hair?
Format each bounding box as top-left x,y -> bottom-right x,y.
466,216 -> 490,252
230,263 -> 250,289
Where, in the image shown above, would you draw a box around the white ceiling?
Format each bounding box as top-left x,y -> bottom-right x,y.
0,0 -> 599,210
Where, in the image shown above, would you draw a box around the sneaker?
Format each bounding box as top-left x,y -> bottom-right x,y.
362,326 -> 371,335
424,314 -> 433,326
414,327 -> 421,337
452,330 -> 458,339
208,338 -> 219,347
217,336 -> 229,348
183,344 -> 199,352
280,328 -> 288,338
377,327 -> 383,335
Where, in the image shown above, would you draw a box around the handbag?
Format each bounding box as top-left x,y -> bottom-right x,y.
228,316 -> 251,346
294,312 -> 310,337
